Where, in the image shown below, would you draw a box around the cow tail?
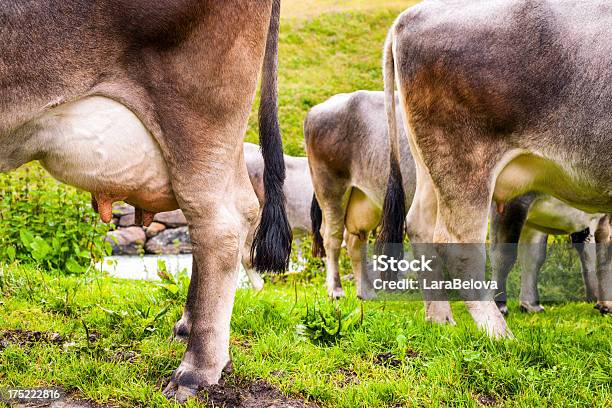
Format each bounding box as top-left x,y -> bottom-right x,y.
376,26 -> 406,258
251,0 -> 292,273
310,193 -> 326,258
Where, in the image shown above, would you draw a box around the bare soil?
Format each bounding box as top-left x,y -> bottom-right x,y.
0,329 -> 64,351
197,378 -> 317,408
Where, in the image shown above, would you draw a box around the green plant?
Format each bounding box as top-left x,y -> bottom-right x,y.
295,301 -> 363,345
0,163 -> 111,273
153,260 -> 189,303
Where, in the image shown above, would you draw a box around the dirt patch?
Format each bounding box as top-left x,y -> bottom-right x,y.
111,350 -> 138,363
231,338 -> 252,349
372,349 -> 420,369
336,367 -> 360,388
198,378 -> 317,408
0,329 -> 64,350
373,352 -> 401,368
17,398 -> 112,408
476,394 -> 498,407
271,370 -> 286,378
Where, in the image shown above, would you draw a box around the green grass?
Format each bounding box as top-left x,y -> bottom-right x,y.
0,263 -> 610,407
281,0 -> 419,19
1,2 -> 611,407
245,2 -> 419,156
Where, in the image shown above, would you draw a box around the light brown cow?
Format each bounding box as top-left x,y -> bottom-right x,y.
0,1 -> 291,401
380,0 -> 612,337
305,91 -> 415,300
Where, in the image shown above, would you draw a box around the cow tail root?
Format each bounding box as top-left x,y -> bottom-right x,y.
376,26 -> 406,259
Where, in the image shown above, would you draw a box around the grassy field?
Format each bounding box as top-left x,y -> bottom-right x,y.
245,0 -> 420,156
1,1 -> 611,407
281,0 -> 419,19
0,263 -> 610,407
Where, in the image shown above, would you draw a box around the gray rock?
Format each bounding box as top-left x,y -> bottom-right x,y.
145,226 -> 192,254
105,227 -> 146,255
153,210 -> 188,228
112,203 -> 135,217
119,213 -> 136,228
145,221 -> 166,238
118,213 -> 136,227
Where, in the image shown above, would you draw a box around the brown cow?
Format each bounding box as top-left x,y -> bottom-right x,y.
380,0 -> 612,337
305,91 -> 416,300
0,1 -> 291,401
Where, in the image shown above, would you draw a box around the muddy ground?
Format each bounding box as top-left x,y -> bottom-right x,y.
2,329 -> 316,408
10,380 -> 317,408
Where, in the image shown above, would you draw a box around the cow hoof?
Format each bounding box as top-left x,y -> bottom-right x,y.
519,302 -> 545,313
495,301 -> 509,316
596,301 -> 611,314
251,281 -> 265,292
425,314 -> 457,325
485,321 -> 514,339
328,287 -> 345,299
162,366 -> 198,403
248,272 -> 265,292
163,360 -> 230,403
172,319 -> 191,342
425,302 -> 456,326
162,380 -> 197,404
357,289 -> 377,300
467,302 -> 513,339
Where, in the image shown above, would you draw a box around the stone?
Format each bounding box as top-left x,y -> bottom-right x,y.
118,213 -> 136,227
145,222 -> 166,238
145,226 -> 192,254
105,227 -> 146,255
112,203 -> 135,216
153,210 -> 188,228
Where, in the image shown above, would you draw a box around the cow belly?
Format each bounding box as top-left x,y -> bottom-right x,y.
36,96 -> 178,212
525,197 -> 593,235
493,151 -> 611,214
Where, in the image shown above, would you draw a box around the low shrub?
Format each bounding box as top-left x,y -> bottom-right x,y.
0,163 -> 110,273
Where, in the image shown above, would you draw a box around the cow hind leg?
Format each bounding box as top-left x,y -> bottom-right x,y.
172,261 -> 199,342
517,227 -> 547,313
572,225 -> 598,303
158,119 -> 262,402
489,198 -> 530,315
406,170 -> 455,325
313,178 -> 351,299
428,167 -> 511,338
595,215 -> 612,313
323,206 -> 349,299
163,190 -> 258,401
344,189 -> 381,300
345,232 -> 376,299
